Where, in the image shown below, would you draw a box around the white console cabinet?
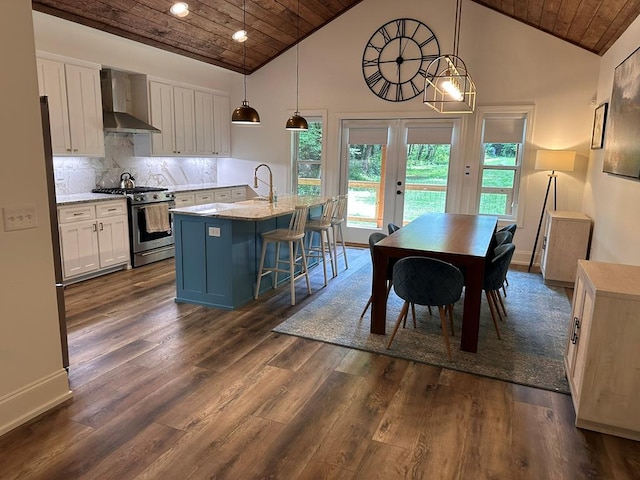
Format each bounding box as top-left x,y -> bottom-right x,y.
541,211 -> 591,286
58,200 -> 130,281
565,260 -> 640,440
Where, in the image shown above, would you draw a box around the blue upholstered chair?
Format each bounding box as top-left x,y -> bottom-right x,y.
360,232 -> 392,319
386,256 -> 464,360
483,242 -> 516,338
387,223 -> 401,234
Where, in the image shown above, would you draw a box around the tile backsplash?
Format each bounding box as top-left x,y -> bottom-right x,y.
54,133 -> 219,194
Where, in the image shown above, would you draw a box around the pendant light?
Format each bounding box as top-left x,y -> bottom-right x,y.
423,0 -> 476,114
285,0 -> 308,130
232,0 -> 260,125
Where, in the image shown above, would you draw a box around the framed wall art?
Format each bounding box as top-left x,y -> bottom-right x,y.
591,102 -> 607,150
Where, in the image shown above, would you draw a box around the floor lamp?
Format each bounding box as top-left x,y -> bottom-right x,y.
528,149 -> 576,272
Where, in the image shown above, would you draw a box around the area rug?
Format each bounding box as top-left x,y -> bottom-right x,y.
274,262 -> 571,393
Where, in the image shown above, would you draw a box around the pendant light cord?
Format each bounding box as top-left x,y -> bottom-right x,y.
295,0 -> 300,112
243,0 -> 247,101
453,0 -> 461,58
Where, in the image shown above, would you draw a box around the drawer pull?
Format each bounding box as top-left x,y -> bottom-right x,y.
571,317 -> 580,344
73,212 -> 84,216
107,208 -> 117,212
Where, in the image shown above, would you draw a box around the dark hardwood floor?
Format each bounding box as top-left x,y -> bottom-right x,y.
1,248 -> 639,479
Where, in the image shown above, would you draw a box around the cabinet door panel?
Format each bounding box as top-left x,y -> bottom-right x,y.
98,216 -> 129,267
64,63 -> 105,155
36,58 -> 72,154
213,95 -> 230,156
59,220 -> 99,278
173,86 -> 196,155
149,81 -> 175,155
195,90 -> 215,155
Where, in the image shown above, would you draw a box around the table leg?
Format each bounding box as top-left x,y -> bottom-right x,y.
460,259 -> 483,352
371,247 -> 387,334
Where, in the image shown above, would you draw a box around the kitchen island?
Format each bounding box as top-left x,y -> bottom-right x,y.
171,196 -> 329,309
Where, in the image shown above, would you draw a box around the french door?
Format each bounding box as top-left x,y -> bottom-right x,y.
340,118 -> 461,244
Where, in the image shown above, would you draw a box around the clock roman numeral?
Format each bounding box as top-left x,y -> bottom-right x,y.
395,19 -> 406,38
366,70 -> 383,88
363,58 -> 379,68
396,85 -> 404,102
422,54 -> 439,63
380,26 -> 392,43
419,35 -> 436,48
410,79 -> 422,96
367,42 -> 384,54
379,80 -> 391,98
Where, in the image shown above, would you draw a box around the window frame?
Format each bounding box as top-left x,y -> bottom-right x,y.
471,105 -> 535,224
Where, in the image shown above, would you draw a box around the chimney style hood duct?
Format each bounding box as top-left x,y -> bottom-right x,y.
100,69 -> 161,134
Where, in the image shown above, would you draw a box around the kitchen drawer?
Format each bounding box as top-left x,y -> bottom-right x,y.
58,204 -> 95,223
195,190 -> 215,204
214,188 -> 232,202
231,187 -> 246,201
214,188 -> 231,202
96,200 -> 127,218
174,193 -> 196,207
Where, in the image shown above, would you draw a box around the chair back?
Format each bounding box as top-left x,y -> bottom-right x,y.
392,256 -> 464,307
288,205 -> 309,236
317,198 -> 336,227
368,232 -> 387,261
388,223 -> 401,234
494,230 -> 513,247
484,243 -> 515,290
498,223 -> 517,238
331,195 -> 348,225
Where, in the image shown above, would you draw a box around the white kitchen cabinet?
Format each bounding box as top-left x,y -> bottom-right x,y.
565,260 -> 640,441
173,86 -> 196,156
540,211 -> 591,286
146,80 -> 176,155
194,90 -> 215,156
36,54 -> 104,156
195,190 -> 215,205
231,187 -> 246,201
214,189 -> 232,202
58,200 -> 130,281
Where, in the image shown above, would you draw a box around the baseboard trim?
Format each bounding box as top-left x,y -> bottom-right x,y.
0,369 -> 73,436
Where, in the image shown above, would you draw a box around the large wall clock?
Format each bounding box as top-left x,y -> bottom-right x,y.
362,18 -> 440,102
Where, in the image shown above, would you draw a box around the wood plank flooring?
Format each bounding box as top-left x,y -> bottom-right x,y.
1,249 -> 639,479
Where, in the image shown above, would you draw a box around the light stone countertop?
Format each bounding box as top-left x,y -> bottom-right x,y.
169,183 -> 251,193
171,195 -> 330,221
56,192 -> 125,205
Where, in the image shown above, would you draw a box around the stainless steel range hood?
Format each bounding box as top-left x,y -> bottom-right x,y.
100,69 -> 161,134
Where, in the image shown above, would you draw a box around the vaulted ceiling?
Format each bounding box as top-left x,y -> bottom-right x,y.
32,0 -> 640,74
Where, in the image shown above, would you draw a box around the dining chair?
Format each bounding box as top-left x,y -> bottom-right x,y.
386,256 -> 464,360
387,223 -> 401,234
305,198 -> 337,286
497,223 -> 517,289
330,194 -> 349,273
494,230 -> 513,248
255,205 -> 311,305
483,242 -> 516,338
360,232 -> 393,319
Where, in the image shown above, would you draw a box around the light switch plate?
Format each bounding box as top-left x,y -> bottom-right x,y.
3,205 -> 38,231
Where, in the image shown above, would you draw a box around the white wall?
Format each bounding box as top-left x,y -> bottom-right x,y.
223,0 -> 600,263
583,15 -> 640,266
0,0 -> 71,435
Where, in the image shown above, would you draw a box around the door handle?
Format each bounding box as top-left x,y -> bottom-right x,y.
570,317 -> 580,344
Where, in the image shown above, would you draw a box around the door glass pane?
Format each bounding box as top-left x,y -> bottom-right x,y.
347,143 -> 385,229
484,143 -> 517,166
295,120 -> 322,195
403,144 -> 450,222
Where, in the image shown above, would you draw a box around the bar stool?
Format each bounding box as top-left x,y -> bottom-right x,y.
330,195 -> 349,273
255,205 -> 311,305
305,198 -> 336,286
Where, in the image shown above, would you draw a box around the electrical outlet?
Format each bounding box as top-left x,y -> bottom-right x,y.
3,205 -> 38,231
208,226 -> 221,237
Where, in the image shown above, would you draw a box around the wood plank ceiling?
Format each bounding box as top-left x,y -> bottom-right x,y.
32,0 -> 640,75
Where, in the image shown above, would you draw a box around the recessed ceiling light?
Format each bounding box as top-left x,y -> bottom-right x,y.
232,29 -> 248,42
170,2 -> 189,18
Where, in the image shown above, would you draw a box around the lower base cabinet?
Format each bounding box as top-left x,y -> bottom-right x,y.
58,200 -> 130,282
564,260 -> 640,440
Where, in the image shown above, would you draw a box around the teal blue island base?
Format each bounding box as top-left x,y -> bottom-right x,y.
173,198 -> 324,310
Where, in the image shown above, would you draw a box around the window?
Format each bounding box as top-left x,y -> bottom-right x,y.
292,116 -> 323,196
477,114 -> 527,219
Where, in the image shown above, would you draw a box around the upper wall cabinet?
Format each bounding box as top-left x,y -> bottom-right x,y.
135,79 -> 230,158
36,54 -> 105,157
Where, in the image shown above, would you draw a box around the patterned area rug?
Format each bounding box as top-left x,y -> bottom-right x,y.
274,262 -> 571,393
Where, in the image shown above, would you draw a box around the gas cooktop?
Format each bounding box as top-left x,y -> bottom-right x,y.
92,186 -> 168,195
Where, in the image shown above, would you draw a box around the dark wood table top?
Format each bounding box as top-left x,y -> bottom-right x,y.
375,213 -> 498,261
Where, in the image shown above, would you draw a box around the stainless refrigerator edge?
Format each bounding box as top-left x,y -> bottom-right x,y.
40,96 -> 69,370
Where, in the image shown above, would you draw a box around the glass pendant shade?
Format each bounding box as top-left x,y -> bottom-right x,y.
232,100 -> 260,124
424,55 -> 476,114
286,112 -> 308,130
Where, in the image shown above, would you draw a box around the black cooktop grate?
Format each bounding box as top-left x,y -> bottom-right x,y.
92,186 -> 168,195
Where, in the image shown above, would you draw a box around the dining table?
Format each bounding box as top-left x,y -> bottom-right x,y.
372,213 -> 498,353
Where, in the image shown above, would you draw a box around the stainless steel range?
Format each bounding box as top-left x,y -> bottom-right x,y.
92,186 -> 175,267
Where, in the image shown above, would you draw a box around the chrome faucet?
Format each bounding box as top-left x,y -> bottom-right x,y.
253,163 -> 274,203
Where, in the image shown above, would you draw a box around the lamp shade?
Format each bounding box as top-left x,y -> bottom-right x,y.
232,100 -> 260,124
535,150 -> 576,172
